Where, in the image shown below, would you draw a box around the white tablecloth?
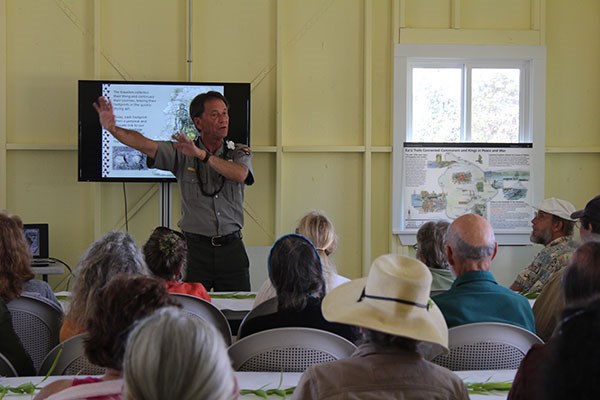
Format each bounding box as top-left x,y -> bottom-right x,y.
210,292 -> 255,312
54,291 -> 256,314
0,373 -> 302,399
0,370 -> 516,399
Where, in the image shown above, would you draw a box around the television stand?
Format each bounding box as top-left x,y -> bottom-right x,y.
31,259 -> 65,282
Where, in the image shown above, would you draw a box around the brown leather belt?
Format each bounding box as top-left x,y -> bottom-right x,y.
194,230 -> 242,247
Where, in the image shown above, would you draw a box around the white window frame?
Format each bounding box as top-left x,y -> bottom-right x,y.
407,60 -> 530,143
392,44 -> 546,245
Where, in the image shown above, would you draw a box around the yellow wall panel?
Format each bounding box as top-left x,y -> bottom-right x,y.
99,182 -> 159,243
6,0 -> 92,144
99,0 -> 186,80
191,0 -> 276,147
281,0 -> 363,146
281,152 -> 363,278
546,0 -> 600,147
370,0 -> 393,146
6,151 -> 92,270
243,153 -> 277,245
461,0 -> 531,30
545,154 -> 600,210
404,0 -> 451,28
370,152 -> 391,264
249,73 -> 277,147
191,0 -> 276,82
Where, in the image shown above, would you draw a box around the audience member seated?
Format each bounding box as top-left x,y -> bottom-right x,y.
510,198 -> 577,294
532,195 -> 600,341
35,275 -> 179,400
539,296 -> 600,400
415,220 -> 454,291
571,194 -> 600,242
60,231 -> 149,342
254,211 -> 349,308
123,307 -> 237,400
0,210 -> 61,311
293,254 -> 469,400
509,241 -> 600,400
239,234 -> 357,342
143,226 -> 210,302
0,298 -> 35,376
432,214 -> 536,332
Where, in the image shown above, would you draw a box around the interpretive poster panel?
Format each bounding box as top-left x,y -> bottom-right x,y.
395,142 -> 535,244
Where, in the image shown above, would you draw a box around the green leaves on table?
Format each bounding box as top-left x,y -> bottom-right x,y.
0,382 -> 41,399
0,348 -> 63,399
210,293 -> 256,299
519,291 -> 540,299
466,380 -> 512,395
240,387 -> 295,398
240,371 -> 294,398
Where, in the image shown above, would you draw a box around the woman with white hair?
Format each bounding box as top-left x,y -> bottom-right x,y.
123,307 -> 237,400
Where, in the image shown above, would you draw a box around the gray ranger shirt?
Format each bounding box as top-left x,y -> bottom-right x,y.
148,139 -> 254,236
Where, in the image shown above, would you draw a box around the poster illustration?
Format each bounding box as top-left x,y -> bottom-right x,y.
401,143 -> 534,234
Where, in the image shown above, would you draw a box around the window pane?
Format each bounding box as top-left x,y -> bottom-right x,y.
412,68 -> 462,142
471,68 -> 520,143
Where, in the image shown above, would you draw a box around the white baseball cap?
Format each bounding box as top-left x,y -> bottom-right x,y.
536,198 -> 577,222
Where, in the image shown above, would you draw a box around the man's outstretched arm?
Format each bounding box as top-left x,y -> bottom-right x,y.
93,96 -> 158,159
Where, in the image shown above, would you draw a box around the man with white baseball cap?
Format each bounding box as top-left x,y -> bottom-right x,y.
292,254 -> 469,400
510,198 -> 577,294
529,194 -> 600,342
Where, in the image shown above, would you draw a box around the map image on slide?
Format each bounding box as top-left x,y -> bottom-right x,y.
402,143 -> 533,232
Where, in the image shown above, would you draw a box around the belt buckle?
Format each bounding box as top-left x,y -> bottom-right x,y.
211,235 -> 223,247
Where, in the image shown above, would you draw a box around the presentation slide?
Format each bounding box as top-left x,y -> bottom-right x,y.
100,83 -> 222,179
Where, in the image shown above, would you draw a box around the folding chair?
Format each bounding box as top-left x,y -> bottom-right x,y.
7,295 -> 63,372
431,322 -> 544,370
228,327 -> 357,372
237,297 -> 278,338
38,333 -> 105,376
0,353 -> 18,377
170,293 -> 233,346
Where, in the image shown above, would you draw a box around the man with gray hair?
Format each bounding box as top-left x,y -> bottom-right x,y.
510,198 -> 577,294
432,214 -> 535,332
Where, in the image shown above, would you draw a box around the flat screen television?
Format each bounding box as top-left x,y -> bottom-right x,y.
22,223 -> 49,260
78,80 -> 250,182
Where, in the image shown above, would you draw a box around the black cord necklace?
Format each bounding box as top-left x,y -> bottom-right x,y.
194,137 -> 231,197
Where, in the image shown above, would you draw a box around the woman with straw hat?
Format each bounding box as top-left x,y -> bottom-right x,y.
293,254 -> 469,400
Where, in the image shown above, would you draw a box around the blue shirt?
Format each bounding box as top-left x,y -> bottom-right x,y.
433,270 -> 536,333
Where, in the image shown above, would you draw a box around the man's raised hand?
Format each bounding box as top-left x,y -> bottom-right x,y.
92,96 -> 116,134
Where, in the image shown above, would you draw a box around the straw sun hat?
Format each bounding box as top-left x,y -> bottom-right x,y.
322,254 -> 449,353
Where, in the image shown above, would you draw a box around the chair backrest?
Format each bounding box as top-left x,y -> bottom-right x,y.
38,333 -> 105,376
0,353 -> 18,377
237,297 -> 278,338
6,295 -> 63,372
228,327 -> 357,372
431,322 -> 544,371
429,289 -> 447,297
170,293 -> 232,346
